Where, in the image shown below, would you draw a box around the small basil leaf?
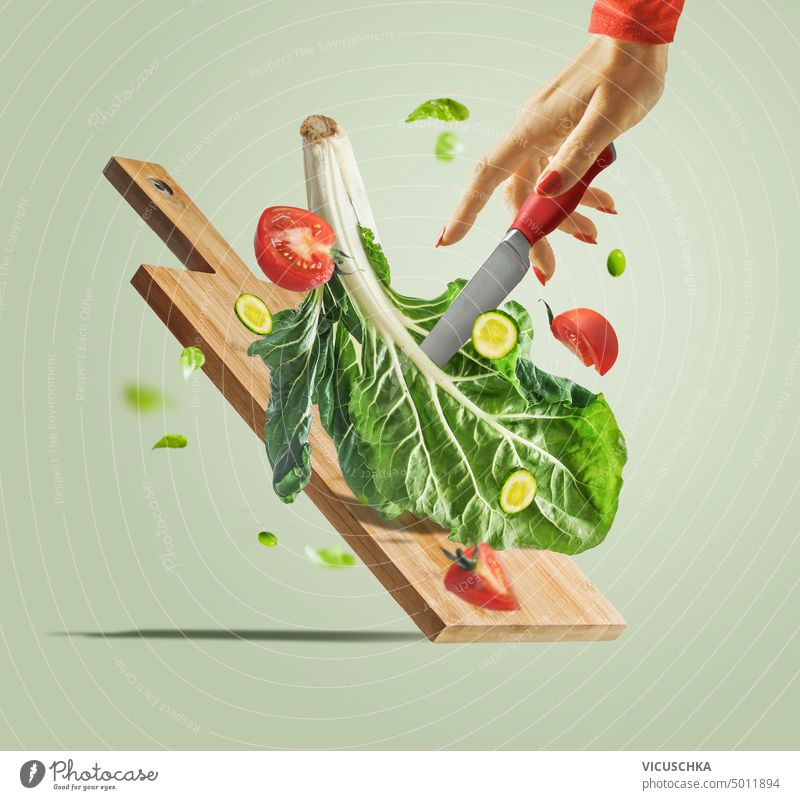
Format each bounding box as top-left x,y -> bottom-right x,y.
152,434 -> 188,450
123,384 -> 167,413
405,98 -> 469,123
304,545 -> 356,568
180,346 -> 205,380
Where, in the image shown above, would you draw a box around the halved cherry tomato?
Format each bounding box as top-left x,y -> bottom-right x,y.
443,543 -> 519,612
542,301 -> 619,376
254,206 -> 336,292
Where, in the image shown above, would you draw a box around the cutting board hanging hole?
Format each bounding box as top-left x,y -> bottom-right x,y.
148,177 -> 173,196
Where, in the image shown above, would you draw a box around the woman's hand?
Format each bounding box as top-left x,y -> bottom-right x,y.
438,35 -> 669,283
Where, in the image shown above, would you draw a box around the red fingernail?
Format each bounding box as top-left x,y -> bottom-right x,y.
535,170 -> 563,196
435,226 -> 446,248
597,207 -> 618,215
533,266 -> 546,285
573,233 -> 598,245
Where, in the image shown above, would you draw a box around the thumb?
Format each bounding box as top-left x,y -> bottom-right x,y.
535,93 -> 621,196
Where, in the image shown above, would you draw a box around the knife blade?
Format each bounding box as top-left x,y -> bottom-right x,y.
421,143 -> 617,367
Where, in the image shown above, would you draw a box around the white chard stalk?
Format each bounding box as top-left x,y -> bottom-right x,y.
300,116 -> 534,419
300,115 -> 425,359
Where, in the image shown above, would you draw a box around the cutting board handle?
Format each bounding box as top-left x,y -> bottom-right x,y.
103,156 -> 249,280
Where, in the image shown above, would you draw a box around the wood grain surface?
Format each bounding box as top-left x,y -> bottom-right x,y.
104,155 -> 626,643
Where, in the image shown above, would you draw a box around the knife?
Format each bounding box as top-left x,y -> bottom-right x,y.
421,143 -> 617,367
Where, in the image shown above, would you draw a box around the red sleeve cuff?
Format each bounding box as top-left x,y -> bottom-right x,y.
589,0 -> 685,45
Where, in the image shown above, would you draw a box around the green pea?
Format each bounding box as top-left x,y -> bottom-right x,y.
258,531 -> 278,547
607,248 -> 626,277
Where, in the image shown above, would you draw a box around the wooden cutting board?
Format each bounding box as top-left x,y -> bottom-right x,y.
103,156 -> 626,644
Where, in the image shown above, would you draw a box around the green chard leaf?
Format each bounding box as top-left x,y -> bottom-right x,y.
405,98 -> 470,123
250,126 -> 626,554
434,131 -> 464,162
180,346 -> 205,380
248,290 -> 328,502
249,227 -> 626,554
357,225 -> 391,287
152,434 -> 187,450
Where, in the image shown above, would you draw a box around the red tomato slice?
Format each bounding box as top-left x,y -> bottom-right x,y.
443,543 -> 519,611
254,206 -> 336,292
542,302 -> 619,376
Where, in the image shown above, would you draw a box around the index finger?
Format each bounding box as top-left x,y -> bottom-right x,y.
439,128 -> 531,247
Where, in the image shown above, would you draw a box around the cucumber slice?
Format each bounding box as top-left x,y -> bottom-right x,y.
471,310 -> 518,360
499,468 -> 537,514
235,293 -> 272,335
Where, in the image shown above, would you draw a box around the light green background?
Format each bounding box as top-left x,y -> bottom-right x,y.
1,0 -> 798,750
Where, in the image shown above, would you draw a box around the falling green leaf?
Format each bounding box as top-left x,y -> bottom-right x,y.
152,434 -> 188,450
304,545 -> 356,568
180,346 -> 205,380
258,531 -> 278,547
123,383 -> 167,413
405,98 -> 470,123
435,131 -> 464,163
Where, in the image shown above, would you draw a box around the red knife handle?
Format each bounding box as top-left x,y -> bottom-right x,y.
510,143 -> 616,245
